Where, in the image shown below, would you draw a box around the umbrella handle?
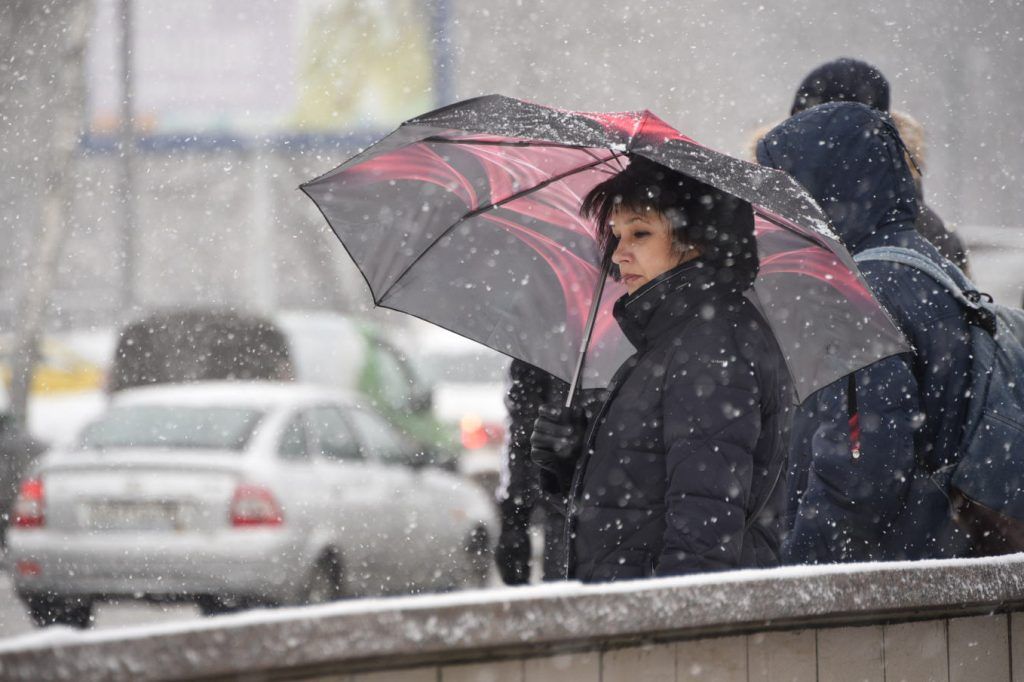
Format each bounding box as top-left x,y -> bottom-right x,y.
565,252 -> 613,409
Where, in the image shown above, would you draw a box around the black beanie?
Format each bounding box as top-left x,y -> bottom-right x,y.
790,58 -> 890,115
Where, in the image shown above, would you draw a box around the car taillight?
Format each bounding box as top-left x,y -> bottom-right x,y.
13,478 -> 45,528
460,414 -> 505,450
16,560 -> 41,577
229,484 -> 283,527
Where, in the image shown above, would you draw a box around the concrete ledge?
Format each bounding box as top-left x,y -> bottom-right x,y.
2,555 -> 1024,681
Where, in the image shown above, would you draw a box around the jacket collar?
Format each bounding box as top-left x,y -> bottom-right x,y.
613,260 -> 708,351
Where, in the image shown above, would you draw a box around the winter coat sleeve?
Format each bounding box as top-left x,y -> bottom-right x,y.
783,354 -> 920,563
655,321 -> 763,576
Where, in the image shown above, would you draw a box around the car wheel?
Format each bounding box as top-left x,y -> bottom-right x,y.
26,595 -> 93,629
302,553 -> 344,605
465,525 -> 492,588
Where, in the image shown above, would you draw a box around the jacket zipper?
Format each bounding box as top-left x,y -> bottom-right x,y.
561,356 -> 637,579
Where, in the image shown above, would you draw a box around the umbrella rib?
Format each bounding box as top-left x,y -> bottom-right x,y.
376,150 -> 624,302
422,137 -> 603,150
629,110 -> 652,151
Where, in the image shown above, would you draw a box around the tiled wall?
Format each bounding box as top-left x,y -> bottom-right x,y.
320,612 -> 1023,682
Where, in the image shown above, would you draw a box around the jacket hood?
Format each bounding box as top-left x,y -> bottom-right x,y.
756,102 -> 918,252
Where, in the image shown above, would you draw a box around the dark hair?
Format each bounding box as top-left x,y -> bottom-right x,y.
580,155 -> 758,290
791,57 -> 890,116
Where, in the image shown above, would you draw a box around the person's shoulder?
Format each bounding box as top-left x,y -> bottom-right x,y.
698,294 -> 766,332
856,238 -> 934,281
858,244 -> 965,325
674,295 -> 770,354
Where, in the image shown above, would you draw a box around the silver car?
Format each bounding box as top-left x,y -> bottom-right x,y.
7,382 -> 497,628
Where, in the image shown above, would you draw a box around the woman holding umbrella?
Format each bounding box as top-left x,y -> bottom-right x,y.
301,95 -> 907,582
531,156 -> 793,582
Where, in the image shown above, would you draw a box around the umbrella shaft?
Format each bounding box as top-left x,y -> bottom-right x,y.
566,254 -> 612,408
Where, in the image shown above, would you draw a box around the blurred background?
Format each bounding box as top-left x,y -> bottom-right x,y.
0,0 -> 1022,636
3,1 -> 1023,329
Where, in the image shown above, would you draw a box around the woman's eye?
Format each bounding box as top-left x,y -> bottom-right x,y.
634,231 -> 650,238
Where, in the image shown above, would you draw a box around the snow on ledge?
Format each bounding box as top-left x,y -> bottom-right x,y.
2,554 -> 1024,681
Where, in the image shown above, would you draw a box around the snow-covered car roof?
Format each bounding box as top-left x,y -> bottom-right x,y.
110,381 -> 358,410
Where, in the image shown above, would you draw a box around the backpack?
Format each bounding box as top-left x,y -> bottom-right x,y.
855,246 -> 1024,547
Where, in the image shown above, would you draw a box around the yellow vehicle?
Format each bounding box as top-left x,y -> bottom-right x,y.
0,336 -> 106,396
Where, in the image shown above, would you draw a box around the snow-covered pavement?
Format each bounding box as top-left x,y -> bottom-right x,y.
0,567 -> 202,640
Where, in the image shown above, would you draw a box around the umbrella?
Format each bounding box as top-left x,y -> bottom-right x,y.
301,94 -> 907,403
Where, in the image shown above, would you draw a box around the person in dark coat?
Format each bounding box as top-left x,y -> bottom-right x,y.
756,102 -> 975,563
789,58 -> 970,273
496,360 -> 607,584
494,360 -> 568,584
531,156 -> 793,582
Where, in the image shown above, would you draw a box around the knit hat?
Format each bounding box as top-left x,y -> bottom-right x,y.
790,58 -> 890,115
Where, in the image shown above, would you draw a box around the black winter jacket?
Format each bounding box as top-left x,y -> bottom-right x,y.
565,261 -> 793,582
757,102 -> 974,562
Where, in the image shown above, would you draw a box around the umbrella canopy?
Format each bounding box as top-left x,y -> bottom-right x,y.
301,94 -> 907,402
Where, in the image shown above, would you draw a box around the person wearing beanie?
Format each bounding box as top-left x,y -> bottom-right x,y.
786,58 -> 969,273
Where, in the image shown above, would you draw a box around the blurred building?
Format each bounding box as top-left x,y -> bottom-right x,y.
1,0 -> 1023,331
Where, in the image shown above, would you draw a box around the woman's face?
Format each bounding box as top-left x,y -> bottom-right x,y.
609,205 -> 699,295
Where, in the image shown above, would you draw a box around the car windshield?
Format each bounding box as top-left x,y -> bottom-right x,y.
78,405 -> 264,452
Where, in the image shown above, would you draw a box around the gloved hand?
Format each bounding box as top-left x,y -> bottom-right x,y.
530,402 -> 585,492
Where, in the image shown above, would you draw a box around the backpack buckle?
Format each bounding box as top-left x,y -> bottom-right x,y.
965,290 -> 994,304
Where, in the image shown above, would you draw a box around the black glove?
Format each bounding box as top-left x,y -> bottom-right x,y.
530,402 -> 585,492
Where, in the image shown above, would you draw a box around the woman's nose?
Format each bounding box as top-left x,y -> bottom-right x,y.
611,241 -> 629,264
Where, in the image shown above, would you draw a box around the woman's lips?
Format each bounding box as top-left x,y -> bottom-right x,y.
621,274 -> 640,285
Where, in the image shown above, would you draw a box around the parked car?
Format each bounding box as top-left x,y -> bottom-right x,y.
108,308 -> 456,467
0,385 -> 45,546
107,310 -> 291,389
7,382 -> 496,628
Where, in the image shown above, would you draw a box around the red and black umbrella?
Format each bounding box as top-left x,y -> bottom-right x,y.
301,95 -> 906,402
